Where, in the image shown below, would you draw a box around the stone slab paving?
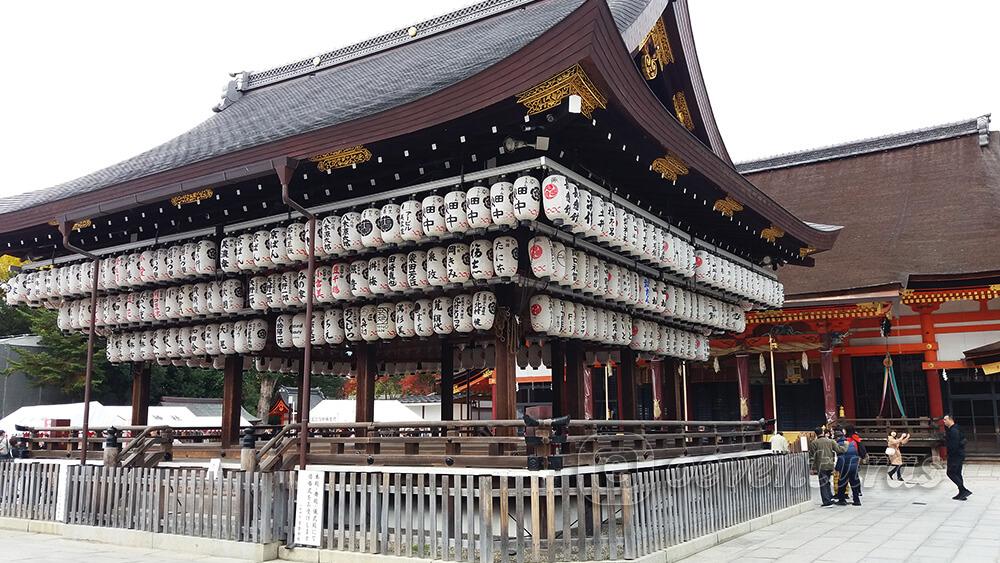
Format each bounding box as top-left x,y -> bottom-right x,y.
0,529 -> 257,563
683,463 -> 1000,563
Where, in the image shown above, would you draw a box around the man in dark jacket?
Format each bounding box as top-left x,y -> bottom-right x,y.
834,425 -> 866,506
809,426 -> 847,506
943,415 -> 972,500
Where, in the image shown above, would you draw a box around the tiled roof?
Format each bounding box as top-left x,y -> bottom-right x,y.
737,116 -> 991,174
0,0 -> 588,216
745,121 -> 1000,296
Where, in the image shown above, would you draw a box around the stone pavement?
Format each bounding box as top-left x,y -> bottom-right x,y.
0,528 -> 257,563
683,462 -> 1000,562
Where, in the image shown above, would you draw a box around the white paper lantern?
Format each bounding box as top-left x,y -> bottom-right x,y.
469,239 -> 495,280
375,303 -> 397,340
452,294 -> 473,333
345,306 -> 365,341
395,302 -> 415,337
349,260 -> 371,298
426,246 -> 449,287
364,257 -> 387,295
471,291 -> 496,331
412,299 -> 433,337
233,233 -> 253,271
421,195 -> 447,237
386,254 -> 409,292
340,213 -> 364,252
444,190 -> 470,234
323,309 -> 345,344
330,263 -> 351,300
320,215 -> 344,256
466,185 -> 491,229
490,181 -> 516,226
512,175 -> 540,221
432,296 -> 454,335
311,312 -> 326,345
529,294 -> 551,333
493,236 -> 518,277
572,189 -> 592,236
398,200 -> 424,242
528,236 -> 553,279
360,305 -> 378,342
289,313 -> 306,348
358,208 -> 382,248
446,243 -> 471,284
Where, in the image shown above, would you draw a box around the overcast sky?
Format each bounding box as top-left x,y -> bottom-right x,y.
0,0 -> 996,198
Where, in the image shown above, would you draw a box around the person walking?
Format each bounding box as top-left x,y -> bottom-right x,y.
942,415 -> 972,500
834,425 -> 866,506
886,430 -> 910,481
809,426 -> 847,507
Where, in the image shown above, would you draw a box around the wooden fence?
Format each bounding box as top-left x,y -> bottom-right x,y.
0,462 -> 294,544
293,451 -> 811,562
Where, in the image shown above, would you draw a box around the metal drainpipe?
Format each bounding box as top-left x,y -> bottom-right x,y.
59,220 -> 100,465
278,160 -> 317,470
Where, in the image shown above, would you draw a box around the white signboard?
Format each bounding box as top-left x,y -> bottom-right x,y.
55,463 -> 70,522
293,470 -> 326,547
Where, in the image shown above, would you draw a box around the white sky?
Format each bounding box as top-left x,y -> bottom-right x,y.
0,0 -> 996,198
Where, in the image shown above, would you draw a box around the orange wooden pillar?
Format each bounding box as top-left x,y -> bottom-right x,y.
839,356 -> 856,419
736,354 -> 751,421
916,305 -> 945,419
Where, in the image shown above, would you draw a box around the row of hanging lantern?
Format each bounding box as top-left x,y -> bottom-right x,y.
251,357 -> 446,378
694,251 -> 783,307
246,238 -> 517,310
5,240 -> 220,306
527,294 -> 707,361
273,291 -> 498,347
55,279 -> 246,332
527,235 -> 746,332
105,318 -> 268,364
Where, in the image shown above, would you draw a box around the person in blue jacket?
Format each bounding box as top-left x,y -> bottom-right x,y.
834,425 -> 867,506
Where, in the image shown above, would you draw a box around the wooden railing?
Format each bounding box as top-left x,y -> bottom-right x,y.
12,419 -> 766,471
0,450 -> 809,560
294,450 -> 810,561
837,417 -> 943,444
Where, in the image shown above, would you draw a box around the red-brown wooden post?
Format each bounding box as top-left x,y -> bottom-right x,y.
650,359 -> 665,420
440,341 -> 454,422
493,334 -> 517,422
130,361 -> 151,426
839,355 -> 856,419
619,349 -> 636,420
916,304 -> 945,420
736,354 -> 751,421
221,355 -> 243,448
550,340 -> 565,418
820,348 -> 837,424
355,344 -> 376,424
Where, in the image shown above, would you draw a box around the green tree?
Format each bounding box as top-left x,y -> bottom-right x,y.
4,306 -> 114,396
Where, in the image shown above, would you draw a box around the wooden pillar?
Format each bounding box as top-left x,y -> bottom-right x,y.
493,335 -> 517,422
618,349 -> 636,420
650,359 -> 665,420
735,354 -> 751,421
582,364 -> 594,420
917,305 -> 945,419
550,341 -> 565,418
839,356 -> 856,419
820,349 -> 837,424
130,362 -> 151,426
440,341 -> 454,422
221,355 -> 243,448
762,379 -> 775,421
355,344 -> 376,424
565,342 -> 586,420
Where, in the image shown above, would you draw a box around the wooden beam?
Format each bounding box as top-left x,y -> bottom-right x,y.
440,341 -> 454,422
618,349 -> 637,420
130,362 -> 151,426
922,360 -> 968,371
550,340 -> 566,418
355,344 -> 376,424
836,343 -> 934,356
493,334 -> 516,422
221,355 -> 243,448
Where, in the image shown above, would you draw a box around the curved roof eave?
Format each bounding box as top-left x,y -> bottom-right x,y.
0,0 -> 835,252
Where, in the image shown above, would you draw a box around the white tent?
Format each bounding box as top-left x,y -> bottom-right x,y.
0,402 -> 255,435
309,400 -> 427,424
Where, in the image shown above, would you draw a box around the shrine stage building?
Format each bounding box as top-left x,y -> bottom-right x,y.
709,116 -> 1000,456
